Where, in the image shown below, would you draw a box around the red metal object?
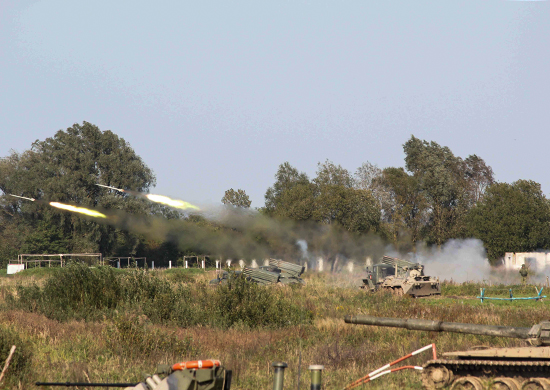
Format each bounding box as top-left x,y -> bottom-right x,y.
345,344 -> 436,389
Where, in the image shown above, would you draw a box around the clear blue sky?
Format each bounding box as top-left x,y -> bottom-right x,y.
1,1 -> 548,207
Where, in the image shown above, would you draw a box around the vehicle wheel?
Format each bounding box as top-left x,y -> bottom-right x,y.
522,378 -> 550,390
450,377 -> 484,390
393,288 -> 404,297
491,377 -> 521,390
422,365 -> 453,389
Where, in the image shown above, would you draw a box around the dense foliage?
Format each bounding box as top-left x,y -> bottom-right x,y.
0,122 -> 182,264
466,180 -> 550,262
2,122 -> 549,266
221,188 -> 252,208
6,264 -> 313,329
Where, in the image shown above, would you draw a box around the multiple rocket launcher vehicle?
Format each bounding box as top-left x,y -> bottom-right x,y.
362,255 -> 442,297
209,258 -> 306,286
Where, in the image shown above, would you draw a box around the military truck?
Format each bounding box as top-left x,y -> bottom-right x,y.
346,314 -> 550,390
361,256 -> 440,297
209,259 -> 305,286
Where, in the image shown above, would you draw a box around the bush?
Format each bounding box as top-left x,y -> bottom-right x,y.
6,265 -> 314,329
210,276 -> 313,329
8,264 -> 124,321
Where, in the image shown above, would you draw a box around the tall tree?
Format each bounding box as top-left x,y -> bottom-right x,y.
314,159 -> 354,188
0,122 -> 161,258
264,162 -> 314,220
375,167 -> 427,248
466,180 -> 550,263
464,154 -> 494,206
313,160 -> 380,233
221,188 -> 251,208
403,136 -> 470,245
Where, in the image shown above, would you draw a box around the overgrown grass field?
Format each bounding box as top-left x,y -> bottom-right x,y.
0,265 -> 548,389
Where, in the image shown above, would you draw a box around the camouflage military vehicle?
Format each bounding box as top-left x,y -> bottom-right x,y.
209,259 -> 305,286
37,359 -> 232,389
258,259 -> 305,285
361,256 -> 440,297
38,358 -> 324,390
346,314 -> 550,390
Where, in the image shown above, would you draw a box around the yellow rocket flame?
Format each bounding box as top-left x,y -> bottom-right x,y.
145,194 -> 200,211
49,202 -> 108,219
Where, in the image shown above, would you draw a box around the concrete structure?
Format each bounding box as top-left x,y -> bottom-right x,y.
504,252 -> 550,271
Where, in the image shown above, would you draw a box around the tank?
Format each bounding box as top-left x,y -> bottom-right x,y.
345,314 -> 550,390
361,256 -> 441,297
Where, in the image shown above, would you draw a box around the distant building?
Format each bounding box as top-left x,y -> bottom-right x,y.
503,252 -> 550,271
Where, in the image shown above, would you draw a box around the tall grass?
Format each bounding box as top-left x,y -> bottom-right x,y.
1,269 -> 550,389
0,326 -> 31,387
5,264 -> 313,329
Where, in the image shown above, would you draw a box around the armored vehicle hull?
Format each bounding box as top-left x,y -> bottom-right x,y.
345,315 -> 550,390
362,256 -> 440,297
422,351 -> 550,389
376,275 -> 441,297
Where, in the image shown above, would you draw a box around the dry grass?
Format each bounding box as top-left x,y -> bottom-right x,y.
0,268 -> 549,389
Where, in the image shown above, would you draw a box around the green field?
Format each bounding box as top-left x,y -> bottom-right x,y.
0,266 -> 548,389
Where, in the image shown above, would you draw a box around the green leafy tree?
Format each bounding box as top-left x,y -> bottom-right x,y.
466,180 -> 550,263
313,160 -> 380,233
264,162 -> 314,220
375,167 -> 427,249
0,122 -> 162,258
404,136 -> 467,245
264,160 -> 380,233
314,159 -> 355,188
403,136 -> 494,246
464,154 -> 494,205
221,188 -> 252,208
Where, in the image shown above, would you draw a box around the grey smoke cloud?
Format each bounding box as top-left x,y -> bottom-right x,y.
415,239 -> 492,283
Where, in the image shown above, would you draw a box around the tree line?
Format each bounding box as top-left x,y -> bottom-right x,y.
1,122 -> 549,267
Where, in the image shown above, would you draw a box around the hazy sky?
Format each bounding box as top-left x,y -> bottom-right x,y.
1,1 -> 549,208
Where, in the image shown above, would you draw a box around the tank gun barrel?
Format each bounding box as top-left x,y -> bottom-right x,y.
344,315 -> 532,339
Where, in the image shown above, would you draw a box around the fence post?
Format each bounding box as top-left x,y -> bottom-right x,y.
169,261 -> 172,269
152,261 -> 154,270
185,261 -> 188,269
